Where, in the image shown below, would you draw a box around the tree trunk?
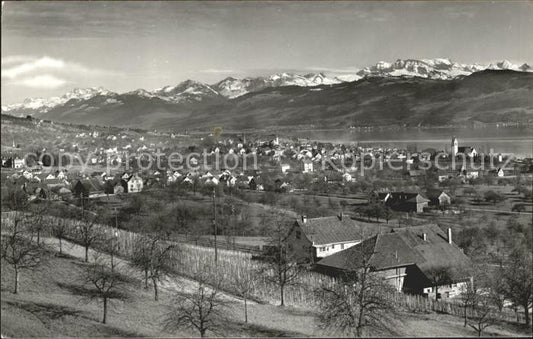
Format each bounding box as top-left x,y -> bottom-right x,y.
244,296 -> 248,323
59,237 -> 63,254
102,297 -> 107,324
200,328 -> 205,338
153,278 -> 159,301
85,245 -> 89,262
524,303 -> 530,326
356,325 -> 362,338
14,267 -> 19,294
464,304 -> 468,326
435,286 -> 439,301
280,284 -> 285,306
144,269 -> 149,289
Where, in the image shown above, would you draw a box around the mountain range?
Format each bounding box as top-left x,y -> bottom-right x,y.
2,58 -> 532,130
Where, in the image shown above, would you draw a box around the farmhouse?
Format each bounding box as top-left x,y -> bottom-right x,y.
315,224 -> 472,299
287,214 -> 381,262
427,190 -> 452,206
369,191 -> 430,213
127,173 -> 143,193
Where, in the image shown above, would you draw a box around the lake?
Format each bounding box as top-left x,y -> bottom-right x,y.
291,126 -> 533,158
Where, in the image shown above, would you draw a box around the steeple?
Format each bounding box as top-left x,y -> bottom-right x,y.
451,136 -> 458,155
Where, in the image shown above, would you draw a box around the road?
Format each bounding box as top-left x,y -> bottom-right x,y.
463,207 -> 532,215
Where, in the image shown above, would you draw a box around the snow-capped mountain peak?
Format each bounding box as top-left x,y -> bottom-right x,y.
357,58 -> 532,80
3,58 -> 531,116
1,87 -> 114,114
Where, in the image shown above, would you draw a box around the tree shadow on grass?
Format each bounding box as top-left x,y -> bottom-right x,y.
4,300 -> 142,337
4,300 -> 83,320
217,318 -> 305,337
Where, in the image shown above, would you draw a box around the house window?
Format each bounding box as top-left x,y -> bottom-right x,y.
341,244 -> 345,249
331,244 -> 335,249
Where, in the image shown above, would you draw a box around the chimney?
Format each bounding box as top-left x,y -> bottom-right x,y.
301,215 -> 307,224
447,228 -> 452,244
423,233 -> 427,241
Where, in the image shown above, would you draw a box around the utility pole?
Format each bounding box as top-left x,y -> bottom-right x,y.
81,194 -> 84,219
111,207 -> 119,272
212,188 -> 218,264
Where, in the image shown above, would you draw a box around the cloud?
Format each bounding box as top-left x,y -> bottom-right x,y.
1,55 -> 120,80
2,56 -> 65,79
198,69 -> 236,74
13,74 -> 68,89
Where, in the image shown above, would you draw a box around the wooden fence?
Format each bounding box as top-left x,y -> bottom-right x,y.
1,210 -> 530,325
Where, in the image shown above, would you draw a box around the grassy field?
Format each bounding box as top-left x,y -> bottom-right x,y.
2,236 -> 531,338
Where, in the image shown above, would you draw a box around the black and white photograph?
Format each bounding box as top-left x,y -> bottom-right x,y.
1,0 -> 532,337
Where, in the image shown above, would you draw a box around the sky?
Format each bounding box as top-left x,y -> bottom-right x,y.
2,1 -> 533,104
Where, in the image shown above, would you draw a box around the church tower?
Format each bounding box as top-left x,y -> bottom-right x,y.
451,136 -> 458,155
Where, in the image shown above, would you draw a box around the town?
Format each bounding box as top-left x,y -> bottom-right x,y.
1,113 -> 532,337
2,1 -> 532,338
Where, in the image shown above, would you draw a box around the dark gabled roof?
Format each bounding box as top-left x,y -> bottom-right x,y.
381,192 -> 430,204
296,216 -> 381,246
316,224 -> 471,279
405,194 -> 430,204
425,189 -> 451,200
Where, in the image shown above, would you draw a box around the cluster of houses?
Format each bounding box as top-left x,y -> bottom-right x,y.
367,189 -> 452,214
286,214 -> 472,299
3,168 -> 147,201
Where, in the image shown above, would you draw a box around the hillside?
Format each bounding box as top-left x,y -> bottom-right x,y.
177,70 -> 533,130
2,236 -> 530,338
4,70 -> 533,131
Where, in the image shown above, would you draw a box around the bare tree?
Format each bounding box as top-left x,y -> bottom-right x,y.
234,270 -> 256,323
81,255 -> 129,324
467,295 -> 497,337
28,202 -> 50,245
130,237 -> 152,289
51,218 -> 69,255
314,246 -> 396,337
1,215 -> 46,294
258,211 -> 302,306
148,238 -> 175,301
502,246 -> 532,326
77,215 -> 101,262
483,266 -> 507,313
424,266 -> 453,301
130,235 -> 176,300
459,279 -> 480,327
161,270 -> 227,337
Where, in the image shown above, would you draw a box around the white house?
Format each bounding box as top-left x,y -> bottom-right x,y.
13,158 -> 25,169
281,164 -> 291,174
303,160 -> 314,173
342,172 -> 353,183
56,170 -> 67,180
287,215 -> 375,261
127,173 -> 143,193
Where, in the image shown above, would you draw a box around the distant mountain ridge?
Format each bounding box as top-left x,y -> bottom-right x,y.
3,69 -> 530,132
3,58 -> 530,116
